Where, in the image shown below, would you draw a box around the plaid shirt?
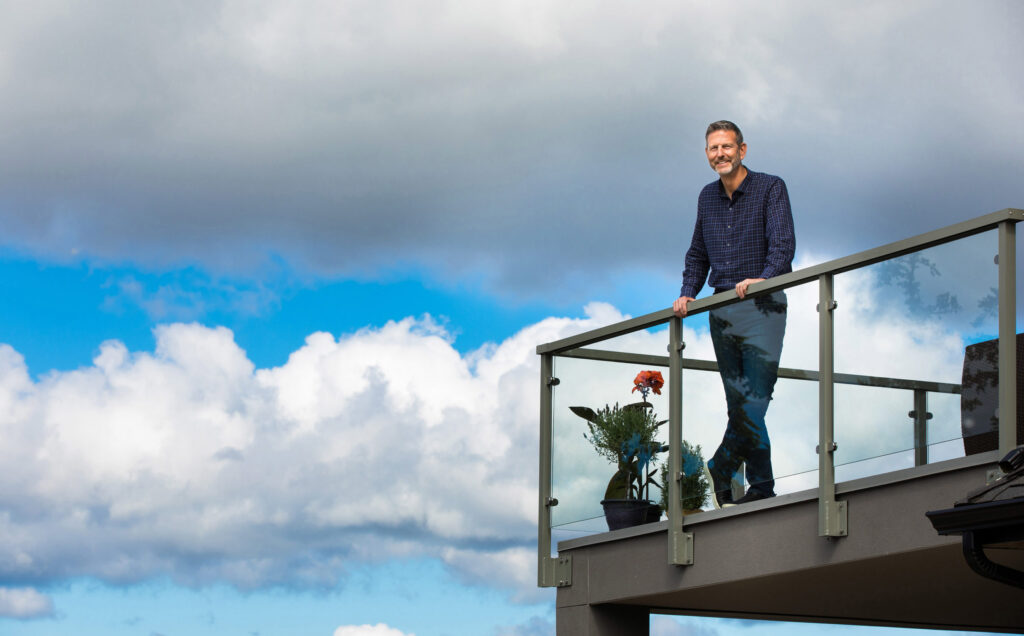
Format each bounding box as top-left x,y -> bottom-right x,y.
680,168 -> 795,299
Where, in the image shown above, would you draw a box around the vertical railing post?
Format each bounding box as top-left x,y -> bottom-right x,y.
998,220 -> 1017,460
668,316 -> 693,565
911,389 -> 929,467
819,274 -> 847,537
538,353 -> 571,587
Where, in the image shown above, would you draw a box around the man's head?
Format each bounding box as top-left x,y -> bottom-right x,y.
705,120 -> 746,178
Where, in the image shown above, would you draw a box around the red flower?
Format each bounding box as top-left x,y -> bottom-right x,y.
632,370 -> 664,395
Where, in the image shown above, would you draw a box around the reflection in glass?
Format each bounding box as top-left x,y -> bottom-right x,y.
832,230 -> 997,481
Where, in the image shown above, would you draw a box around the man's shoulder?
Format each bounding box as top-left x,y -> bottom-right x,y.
744,168 -> 786,186
698,179 -> 722,200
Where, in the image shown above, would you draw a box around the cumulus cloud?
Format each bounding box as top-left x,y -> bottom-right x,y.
334,624 -> 413,636
0,253 -> 989,597
0,587 -> 55,620
0,302 -> 622,593
0,1 -> 1020,301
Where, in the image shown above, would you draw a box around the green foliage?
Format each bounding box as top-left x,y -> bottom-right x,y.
658,441 -> 710,512
572,402 -> 666,501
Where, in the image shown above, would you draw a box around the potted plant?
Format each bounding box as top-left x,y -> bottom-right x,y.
570,370 -> 668,530
659,441 -> 710,515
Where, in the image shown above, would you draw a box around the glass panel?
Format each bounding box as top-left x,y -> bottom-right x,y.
579,323 -> 672,357
833,230 -> 996,481
927,390 -> 967,462
550,332 -> 672,542
773,280 -> 821,495
680,280 -> 819,505
679,304 -> 726,508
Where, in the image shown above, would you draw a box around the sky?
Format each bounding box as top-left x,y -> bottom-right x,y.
0,1 -> 1023,634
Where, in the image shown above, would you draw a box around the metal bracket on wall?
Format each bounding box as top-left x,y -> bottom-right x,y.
820,500 -> 849,537
539,555 -> 573,588
669,529 -> 694,566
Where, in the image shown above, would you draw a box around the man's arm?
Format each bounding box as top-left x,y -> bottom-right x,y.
758,178 -> 796,280
679,211 -> 710,301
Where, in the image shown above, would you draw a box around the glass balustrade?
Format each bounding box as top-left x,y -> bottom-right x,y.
550,329 -> 672,543
832,230 -> 995,481
539,211 -> 1021,579
679,280 -> 821,500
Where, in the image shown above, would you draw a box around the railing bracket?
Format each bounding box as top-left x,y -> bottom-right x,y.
820,500 -> 849,537
816,300 -> 839,312
545,497 -> 558,507
539,555 -> 572,588
669,529 -> 694,566
546,376 -> 560,387
816,442 -> 838,454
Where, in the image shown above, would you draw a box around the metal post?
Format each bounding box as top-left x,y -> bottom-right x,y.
668,316 -> 693,565
819,274 -> 847,537
538,353 -> 571,587
911,389 -> 930,467
998,221 -> 1018,459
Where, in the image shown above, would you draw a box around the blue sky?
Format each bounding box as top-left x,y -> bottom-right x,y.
1,1 -> 1023,635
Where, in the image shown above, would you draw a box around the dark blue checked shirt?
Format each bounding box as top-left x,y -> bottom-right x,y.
680,168 -> 795,299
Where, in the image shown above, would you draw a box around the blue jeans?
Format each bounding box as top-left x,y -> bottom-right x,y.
707,291 -> 787,497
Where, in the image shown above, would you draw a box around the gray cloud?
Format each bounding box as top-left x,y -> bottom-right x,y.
0,1 -> 1021,302
0,586 -> 55,620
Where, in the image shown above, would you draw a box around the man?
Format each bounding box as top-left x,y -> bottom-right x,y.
672,120 -> 795,508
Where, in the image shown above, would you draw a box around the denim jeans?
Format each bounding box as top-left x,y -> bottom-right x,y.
707,291 -> 787,497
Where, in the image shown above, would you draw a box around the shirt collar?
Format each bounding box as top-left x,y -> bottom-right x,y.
717,167 -> 752,199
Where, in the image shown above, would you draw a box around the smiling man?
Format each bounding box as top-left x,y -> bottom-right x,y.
672,120 -> 796,508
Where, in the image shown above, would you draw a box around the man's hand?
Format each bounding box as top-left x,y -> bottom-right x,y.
673,296 -> 695,317
735,278 -> 765,299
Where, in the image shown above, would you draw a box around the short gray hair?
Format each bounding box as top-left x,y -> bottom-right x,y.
705,120 -> 743,146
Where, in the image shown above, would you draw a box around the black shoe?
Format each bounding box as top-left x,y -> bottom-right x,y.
703,464 -> 733,509
731,489 -> 775,505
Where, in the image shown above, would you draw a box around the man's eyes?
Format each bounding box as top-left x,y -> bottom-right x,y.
709,145 -> 735,152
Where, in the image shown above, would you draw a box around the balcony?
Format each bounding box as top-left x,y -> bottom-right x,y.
536,209 -> 1024,634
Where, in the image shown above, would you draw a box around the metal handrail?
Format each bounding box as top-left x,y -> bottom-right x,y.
555,346 -> 961,394
537,208 -> 1022,586
537,208 -> 1023,356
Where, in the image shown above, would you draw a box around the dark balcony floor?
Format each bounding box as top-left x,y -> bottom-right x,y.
556,451 -> 1024,634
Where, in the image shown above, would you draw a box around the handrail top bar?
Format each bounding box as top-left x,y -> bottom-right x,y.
555,346 -> 962,394
537,208 -> 1023,355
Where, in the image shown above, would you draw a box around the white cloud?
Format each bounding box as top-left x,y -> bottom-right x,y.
0,304 -> 623,593
440,545 -> 544,603
0,587 -> 54,620
333,624 -> 413,636
0,266 -> 980,598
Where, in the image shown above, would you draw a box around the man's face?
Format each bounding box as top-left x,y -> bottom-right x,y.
705,130 -> 746,177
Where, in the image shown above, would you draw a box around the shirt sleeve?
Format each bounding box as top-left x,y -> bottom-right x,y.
758,178 -> 796,280
680,210 -> 710,298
